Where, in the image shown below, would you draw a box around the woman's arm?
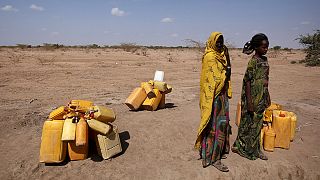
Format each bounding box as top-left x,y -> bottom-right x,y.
245,81 -> 254,113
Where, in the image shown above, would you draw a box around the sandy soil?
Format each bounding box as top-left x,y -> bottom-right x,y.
0,47 -> 319,180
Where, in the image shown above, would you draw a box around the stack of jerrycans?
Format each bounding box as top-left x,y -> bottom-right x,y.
125,80 -> 172,111
40,100 -> 122,163
86,105 -> 122,160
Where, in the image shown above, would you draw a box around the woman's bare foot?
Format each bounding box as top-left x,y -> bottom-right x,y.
221,154 -> 227,159
258,151 -> 268,160
212,160 -> 229,172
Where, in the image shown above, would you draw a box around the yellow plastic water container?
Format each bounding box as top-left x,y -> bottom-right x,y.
260,124 -> 268,149
89,105 -> 116,123
264,102 -> 282,122
141,82 -> 155,98
142,89 -> 162,111
68,100 -> 93,113
125,87 -> 147,110
149,80 -> 168,92
68,140 -> 88,161
49,106 -> 68,120
39,120 -> 67,163
263,124 -> 276,152
272,110 -> 291,149
94,125 -> 122,159
76,118 -> 88,146
163,85 -> 172,94
288,112 -> 297,141
61,117 -> 77,141
235,101 -> 241,126
87,119 -> 112,135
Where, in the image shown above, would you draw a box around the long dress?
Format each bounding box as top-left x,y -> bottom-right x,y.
201,88 -> 231,167
232,55 -> 271,160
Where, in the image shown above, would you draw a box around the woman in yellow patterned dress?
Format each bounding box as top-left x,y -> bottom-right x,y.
195,32 -> 232,172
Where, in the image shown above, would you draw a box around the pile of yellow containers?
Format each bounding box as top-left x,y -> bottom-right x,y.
236,102 -> 298,152
39,100 -> 122,163
125,80 -> 172,111
260,103 -> 298,152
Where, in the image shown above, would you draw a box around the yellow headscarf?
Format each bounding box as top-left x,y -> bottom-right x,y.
195,32 -> 232,150
203,32 -> 227,67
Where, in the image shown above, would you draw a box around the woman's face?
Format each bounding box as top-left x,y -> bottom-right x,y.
216,36 -> 224,51
256,40 -> 269,55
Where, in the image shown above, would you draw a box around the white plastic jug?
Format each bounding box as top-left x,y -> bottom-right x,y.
154,70 -> 164,82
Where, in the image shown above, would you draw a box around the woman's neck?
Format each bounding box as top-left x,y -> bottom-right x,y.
254,52 -> 263,59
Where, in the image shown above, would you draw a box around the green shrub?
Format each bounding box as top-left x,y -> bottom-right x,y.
297,30 -> 320,66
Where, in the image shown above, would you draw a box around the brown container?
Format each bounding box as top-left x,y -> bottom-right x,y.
125,87 -> 147,110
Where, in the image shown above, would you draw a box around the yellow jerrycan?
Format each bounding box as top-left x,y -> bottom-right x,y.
272,110 -> 291,149
76,118 -> 88,146
235,101 -> 241,126
89,105 -> 116,123
141,89 -> 162,111
39,120 -> 67,163
260,124 -> 268,149
68,119 -> 89,161
141,82 -> 155,98
264,102 -> 282,123
288,112 -> 297,141
49,106 -> 68,120
94,125 -> 122,159
263,123 -> 276,152
87,119 -> 112,135
68,100 -> 93,113
149,80 -> 168,92
61,117 -> 77,141
125,87 -> 147,110
163,85 -> 172,94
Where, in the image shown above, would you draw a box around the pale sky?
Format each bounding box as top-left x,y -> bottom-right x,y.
0,0 -> 319,48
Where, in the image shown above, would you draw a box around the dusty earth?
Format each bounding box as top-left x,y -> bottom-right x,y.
0,47 -> 319,180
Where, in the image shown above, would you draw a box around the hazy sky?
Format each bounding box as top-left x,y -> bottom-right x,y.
0,0 -> 319,48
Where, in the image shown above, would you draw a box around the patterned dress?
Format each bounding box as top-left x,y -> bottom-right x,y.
232,55 -> 271,160
201,88 -> 231,167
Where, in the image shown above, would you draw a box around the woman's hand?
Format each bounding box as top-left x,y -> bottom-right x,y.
224,45 -> 231,81
245,81 -> 254,115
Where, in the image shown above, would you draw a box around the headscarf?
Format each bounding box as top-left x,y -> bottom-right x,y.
203,32 -> 227,67
243,33 -> 269,55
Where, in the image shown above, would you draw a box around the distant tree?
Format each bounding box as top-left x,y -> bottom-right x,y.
184,39 -> 205,53
273,46 -> 281,50
297,30 -> 320,66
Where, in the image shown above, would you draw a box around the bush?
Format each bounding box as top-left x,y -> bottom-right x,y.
297,30 -> 320,66
273,46 -> 281,50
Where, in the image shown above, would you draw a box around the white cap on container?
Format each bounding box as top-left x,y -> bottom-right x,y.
154,70 -> 164,82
